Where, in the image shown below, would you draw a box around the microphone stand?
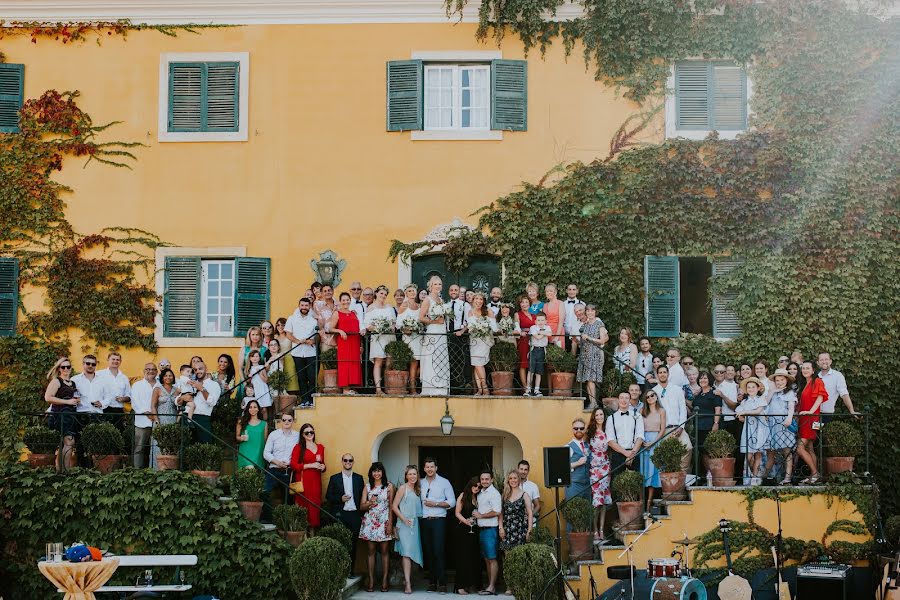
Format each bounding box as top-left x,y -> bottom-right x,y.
617,519 -> 663,600
775,490 -> 784,594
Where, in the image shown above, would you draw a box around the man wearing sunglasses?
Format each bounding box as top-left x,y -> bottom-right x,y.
73,355 -> 103,415
261,414 -> 300,523
565,418 -> 591,502
325,454 -> 365,575
652,365 -> 692,472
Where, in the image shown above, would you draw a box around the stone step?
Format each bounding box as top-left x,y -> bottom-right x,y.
343,575 -> 363,599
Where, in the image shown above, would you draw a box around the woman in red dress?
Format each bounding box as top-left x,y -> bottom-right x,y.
795,361 -> 826,484
514,294 -> 537,395
291,422 -> 326,532
328,292 -> 362,394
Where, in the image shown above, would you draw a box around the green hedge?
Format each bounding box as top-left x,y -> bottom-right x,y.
290,536 -> 349,600
0,465 -> 292,600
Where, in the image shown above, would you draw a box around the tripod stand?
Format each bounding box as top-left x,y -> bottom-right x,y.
537,488 -> 579,600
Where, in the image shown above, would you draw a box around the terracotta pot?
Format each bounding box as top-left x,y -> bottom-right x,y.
27,453 -> 55,468
276,393 -> 298,415
567,531 -> 593,561
321,369 -> 339,394
192,469 -> 221,487
92,454 -> 124,474
156,454 -> 179,471
659,471 -> 687,500
238,500 -> 264,521
706,457 -> 736,487
549,372 -> 576,397
279,529 -> 307,547
616,501 -> 644,531
602,397 -> 620,412
825,456 -> 855,476
490,371 -> 515,396
384,370 -> 409,395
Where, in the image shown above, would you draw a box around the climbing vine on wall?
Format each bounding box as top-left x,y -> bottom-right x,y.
0,90 -> 162,412
0,19 -> 225,45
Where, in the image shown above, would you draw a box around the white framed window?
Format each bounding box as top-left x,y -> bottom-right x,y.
201,260 -> 235,337
158,52 -> 250,143
665,60 -> 752,141
424,64 -> 490,131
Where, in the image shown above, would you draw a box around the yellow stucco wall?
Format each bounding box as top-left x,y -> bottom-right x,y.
3,23 -> 661,365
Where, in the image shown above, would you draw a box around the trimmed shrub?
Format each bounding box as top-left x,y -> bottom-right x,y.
489,341 -> 519,372
318,523 -> 353,555
319,347 -> 338,371
503,543 -> 560,600
290,536 -> 350,600
184,443 -> 222,472
80,422 -> 124,456
612,470 -> 643,502
231,467 -> 264,502
23,424 -> 60,453
274,504 -> 308,532
546,344 -> 577,373
559,496 -> 593,532
824,421 -> 863,457
385,340 -> 414,371
529,525 -> 555,548
651,436 -> 687,473
704,429 -> 737,459
151,422 -> 183,455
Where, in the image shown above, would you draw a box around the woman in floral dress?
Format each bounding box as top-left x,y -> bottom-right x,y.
359,461 -> 393,593
586,407 -> 612,543
499,470 -> 532,551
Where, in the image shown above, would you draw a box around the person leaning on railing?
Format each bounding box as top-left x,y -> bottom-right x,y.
44,357 -> 79,470
261,412 -> 299,523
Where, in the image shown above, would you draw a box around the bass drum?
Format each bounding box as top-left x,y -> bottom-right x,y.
650,577 -> 707,600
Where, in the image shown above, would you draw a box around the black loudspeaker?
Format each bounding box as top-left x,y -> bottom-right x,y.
544,446 -> 571,488
796,572 -> 849,600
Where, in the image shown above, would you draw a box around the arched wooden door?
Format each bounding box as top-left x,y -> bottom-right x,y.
411,254 -> 501,298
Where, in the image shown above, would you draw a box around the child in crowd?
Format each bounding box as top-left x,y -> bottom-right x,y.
525,312 -> 552,397
241,383 -> 256,410
736,376 -> 769,485
177,364 -> 196,420
246,349 -> 271,420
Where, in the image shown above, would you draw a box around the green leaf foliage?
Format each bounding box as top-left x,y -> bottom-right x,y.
503,543 -> 560,600
183,443 -> 222,472
289,536 -> 350,600
385,339 -> 414,371
317,522 -> 353,556
559,496 -> 593,532
0,465 -> 292,599
231,466 -> 264,502
80,421 -> 124,456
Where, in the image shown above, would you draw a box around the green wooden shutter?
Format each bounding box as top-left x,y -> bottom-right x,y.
386,60 -> 423,131
491,59 -> 527,131
0,258 -> 19,337
644,256 -> 680,338
0,64 -> 24,133
711,258 -> 743,339
675,61 -> 709,130
711,64 -> 747,130
169,62 -> 239,133
233,257 -> 270,336
163,256 -> 201,337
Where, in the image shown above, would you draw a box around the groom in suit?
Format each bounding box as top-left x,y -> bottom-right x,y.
325,453 -> 366,574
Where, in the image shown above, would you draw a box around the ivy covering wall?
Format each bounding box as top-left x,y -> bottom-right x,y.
437,0 -> 900,510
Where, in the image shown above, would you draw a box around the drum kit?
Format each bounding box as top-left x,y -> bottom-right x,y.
605,535 -> 707,600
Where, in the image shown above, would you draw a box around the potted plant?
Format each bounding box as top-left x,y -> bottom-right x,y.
489,341 -> 518,395
232,466 -> 265,521
184,442 -> 222,486
289,536 -> 351,600
81,421 -> 125,474
602,370 -> 636,412
23,424 -> 60,468
823,421 -> 863,476
319,347 -> 339,394
611,470 -> 644,530
274,504 -> 309,546
651,436 -> 688,500
384,340 -> 413,394
704,429 -> 737,486
267,369 -> 297,416
546,344 -> 577,397
152,422 -> 184,471
559,496 -> 594,561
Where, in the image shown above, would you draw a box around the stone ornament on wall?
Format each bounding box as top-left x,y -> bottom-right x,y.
309,249 -> 346,287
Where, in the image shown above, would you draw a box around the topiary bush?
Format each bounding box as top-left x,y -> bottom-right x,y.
80,422 -> 124,456
385,340 -> 413,372
503,543 -> 560,600
0,464 -> 292,600
704,429 -> 737,459
290,536 -> 350,600
151,423 -> 183,455
274,504 -> 308,532
23,424 -> 60,454
489,341 -> 519,372
651,436 -> 687,473
231,467 -> 264,502
319,347 -> 338,371
824,421 -> 864,458
529,525 -> 555,548
546,344 -> 577,373
559,496 -> 593,533
317,523 -> 353,555
184,443 -> 222,472
611,470 -> 643,503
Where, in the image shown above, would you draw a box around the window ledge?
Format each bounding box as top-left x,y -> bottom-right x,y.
156,337 -> 244,348
158,131 -> 248,143
411,130 -> 503,141
666,129 -> 746,141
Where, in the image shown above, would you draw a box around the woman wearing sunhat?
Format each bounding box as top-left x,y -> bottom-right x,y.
735,376 -> 769,486
766,369 -> 797,485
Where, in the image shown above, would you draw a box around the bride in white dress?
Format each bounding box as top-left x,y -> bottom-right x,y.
418,275 -> 450,396
466,292 -> 498,396
395,283 -> 423,395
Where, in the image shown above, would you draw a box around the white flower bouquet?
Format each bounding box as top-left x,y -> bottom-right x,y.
469,319 -> 493,340
497,316 -> 516,336
369,317 -> 395,335
401,315 -> 423,335
427,302 -> 448,321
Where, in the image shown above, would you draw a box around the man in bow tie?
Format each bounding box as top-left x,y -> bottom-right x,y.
447,284 -> 472,394
606,392 -> 644,474
487,287 -> 503,317
563,284 -> 581,352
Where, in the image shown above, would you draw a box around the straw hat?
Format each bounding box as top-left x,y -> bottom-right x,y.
771,368 -> 795,384
740,376 -> 765,395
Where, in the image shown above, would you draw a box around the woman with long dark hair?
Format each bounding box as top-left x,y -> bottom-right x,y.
585,407 -> 611,543
359,461 -> 394,593
214,354 -> 236,393
796,361 -> 826,484
236,399 -> 266,469
453,477 -> 483,594
291,422 -> 326,532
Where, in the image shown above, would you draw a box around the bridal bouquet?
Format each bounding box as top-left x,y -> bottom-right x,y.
369,317 -> 395,335
401,315 -> 423,335
427,302 -> 448,321
468,319 -> 493,340
497,316 -> 516,336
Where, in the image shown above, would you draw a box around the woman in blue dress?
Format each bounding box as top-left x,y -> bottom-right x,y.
392,465 -> 423,594
639,389 -> 666,513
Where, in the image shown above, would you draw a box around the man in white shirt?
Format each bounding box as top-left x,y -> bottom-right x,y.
73,354 -> 103,415
348,281 -> 366,323
635,337 -> 654,390
285,297 -> 319,407
606,393 -> 645,474
652,365 -> 692,472
447,284 -> 472,394
517,460 -> 541,523
182,361 -> 220,443
420,458 -> 457,593
95,351 -> 131,429
130,362 -> 158,468
562,284 -> 581,352
818,352 -> 857,418
260,413 -> 300,522
473,471 -> 502,595
715,364 -> 743,480
325,453 -> 365,574
664,348 -> 689,388
487,287 -> 503,317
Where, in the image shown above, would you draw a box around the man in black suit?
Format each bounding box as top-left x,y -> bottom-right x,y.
325,453 -> 365,574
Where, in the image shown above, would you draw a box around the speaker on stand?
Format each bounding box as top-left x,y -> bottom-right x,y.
544,446 -> 572,488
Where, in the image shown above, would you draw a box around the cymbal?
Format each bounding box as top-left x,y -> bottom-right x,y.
671,537 -> 701,545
